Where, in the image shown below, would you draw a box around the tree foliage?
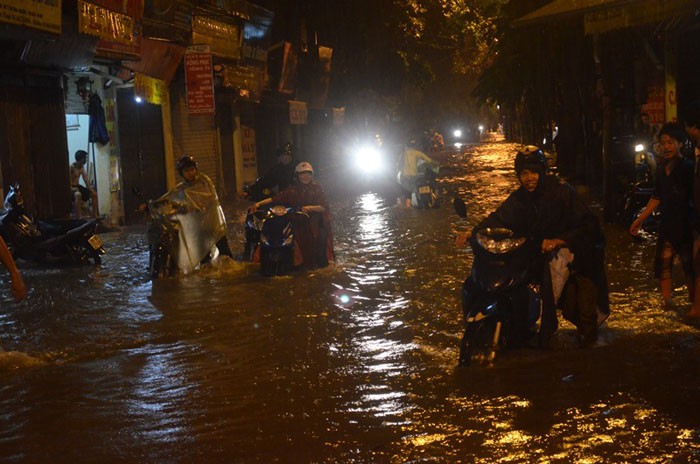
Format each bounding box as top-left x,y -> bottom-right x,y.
253,0 -> 508,129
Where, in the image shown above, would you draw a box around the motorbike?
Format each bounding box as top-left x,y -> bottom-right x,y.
0,184 -> 105,266
246,204 -> 305,276
146,198 -> 182,279
411,160 -> 440,209
243,178 -> 274,203
618,179 -> 659,234
454,198 -> 542,367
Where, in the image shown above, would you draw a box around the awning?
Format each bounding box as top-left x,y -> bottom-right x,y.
514,0 -> 700,34
513,0 -> 632,26
122,37 -> 184,84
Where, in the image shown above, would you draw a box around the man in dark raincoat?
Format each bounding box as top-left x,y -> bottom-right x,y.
461,145 -> 609,347
252,161 -> 335,269
243,143 -> 296,201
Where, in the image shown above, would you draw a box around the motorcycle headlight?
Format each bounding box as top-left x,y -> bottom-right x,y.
476,228 -> 526,254
353,145 -> 384,173
271,205 -> 288,216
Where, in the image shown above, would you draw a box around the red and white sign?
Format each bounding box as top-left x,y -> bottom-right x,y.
641,83 -> 664,126
184,45 -> 215,114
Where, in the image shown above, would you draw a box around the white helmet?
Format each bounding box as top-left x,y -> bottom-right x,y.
295,161 -> 314,174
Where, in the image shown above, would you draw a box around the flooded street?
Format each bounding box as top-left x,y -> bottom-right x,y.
1,142 -> 699,462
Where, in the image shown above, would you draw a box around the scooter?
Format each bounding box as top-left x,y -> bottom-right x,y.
411,161 -> 440,209
0,184 -> 105,266
454,198 -> 542,367
618,180 -> 659,234
247,204 -> 305,276
146,198 -> 182,279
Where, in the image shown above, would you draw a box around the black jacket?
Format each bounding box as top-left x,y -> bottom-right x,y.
475,174 -> 609,313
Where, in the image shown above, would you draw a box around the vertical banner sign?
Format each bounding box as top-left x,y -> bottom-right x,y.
241,125 -> 258,183
289,100 -> 308,125
0,0 -> 62,34
332,107 -> 345,126
641,82 -> 664,127
184,45 -> 215,114
666,74 -> 677,123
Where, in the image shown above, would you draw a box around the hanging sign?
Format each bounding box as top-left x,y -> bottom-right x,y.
641,83 -> 664,126
184,45 -> 215,114
134,73 -> 166,105
241,125 -> 258,184
0,0 -> 62,34
289,100 -> 307,125
192,15 -> 241,60
332,107 -> 345,126
78,0 -> 142,59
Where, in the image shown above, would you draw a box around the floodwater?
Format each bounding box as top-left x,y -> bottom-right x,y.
1,142 -> 699,463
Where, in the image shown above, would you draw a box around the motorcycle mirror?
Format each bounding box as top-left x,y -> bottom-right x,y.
453,197 -> 467,218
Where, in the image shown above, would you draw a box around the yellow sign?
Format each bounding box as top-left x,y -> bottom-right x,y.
78,0 -> 135,46
0,0 -> 61,34
192,15 -> 241,60
134,73 -> 166,105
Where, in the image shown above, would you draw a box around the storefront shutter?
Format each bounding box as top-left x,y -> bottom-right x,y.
170,85 -> 220,191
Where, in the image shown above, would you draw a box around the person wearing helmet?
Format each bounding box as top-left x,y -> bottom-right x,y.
252,161 -> 334,269
457,145 -> 609,348
70,149 -> 99,218
397,138 -> 439,207
152,155 -> 233,272
243,143 -> 295,201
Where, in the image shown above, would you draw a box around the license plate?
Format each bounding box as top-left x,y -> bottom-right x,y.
87,234 -> 103,250
418,186 -> 431,194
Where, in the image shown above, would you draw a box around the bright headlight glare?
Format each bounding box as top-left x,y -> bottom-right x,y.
634,143 -> 645,153
354,146 -> 383,172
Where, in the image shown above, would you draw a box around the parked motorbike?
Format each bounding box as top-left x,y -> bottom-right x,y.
454,198 -> 542,367
0,185 -> 105,266
246,204 -> 305,276
411,161 -> 440,208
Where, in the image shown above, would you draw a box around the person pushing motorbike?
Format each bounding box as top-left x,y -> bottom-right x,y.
251,161 -> 335,270
397,138 -> 440,207
149,155 -> 233,274
457,145 -> 609,347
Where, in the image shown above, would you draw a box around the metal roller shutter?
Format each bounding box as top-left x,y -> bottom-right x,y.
171,85 -> 220,190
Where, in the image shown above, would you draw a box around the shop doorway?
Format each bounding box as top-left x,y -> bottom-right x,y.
116,88 -> 167,224
65,114 -> 109,218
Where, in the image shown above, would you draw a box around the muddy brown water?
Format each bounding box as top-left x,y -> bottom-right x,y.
1,142 -> 698,462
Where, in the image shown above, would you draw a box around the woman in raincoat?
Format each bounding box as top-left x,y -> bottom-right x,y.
252,161 -> 335,269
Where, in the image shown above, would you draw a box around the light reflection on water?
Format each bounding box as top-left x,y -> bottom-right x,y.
0,143 -> 699,462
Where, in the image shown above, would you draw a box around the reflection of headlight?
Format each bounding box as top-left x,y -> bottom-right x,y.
634,143 -> 645,153
353,145 -> 384,173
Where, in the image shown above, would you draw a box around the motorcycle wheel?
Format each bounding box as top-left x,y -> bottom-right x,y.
260,247 -> 292,276
149,246 -> 174,279
68,243 -> 99,265
458,317 -> 499,367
